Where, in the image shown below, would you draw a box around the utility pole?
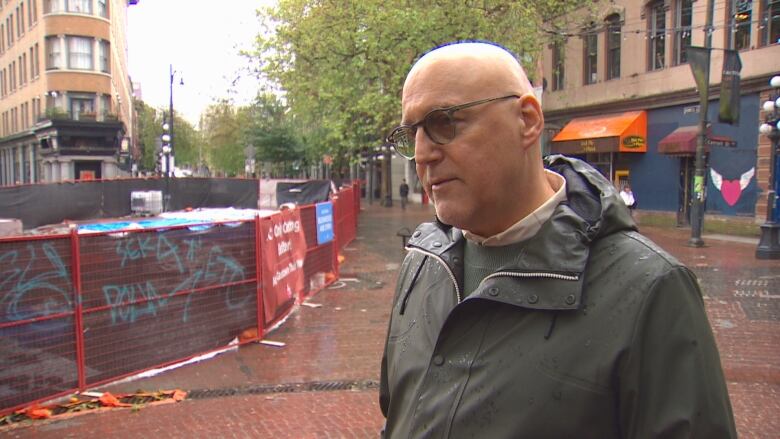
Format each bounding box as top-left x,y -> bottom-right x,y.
688,0 -> 715,247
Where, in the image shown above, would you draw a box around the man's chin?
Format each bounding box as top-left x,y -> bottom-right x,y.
432,203 -> 465,229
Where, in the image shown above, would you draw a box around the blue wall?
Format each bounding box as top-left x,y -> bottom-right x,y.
630,93 -> 760,216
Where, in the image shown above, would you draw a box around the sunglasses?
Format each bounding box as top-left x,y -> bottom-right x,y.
386,94 -> 521,160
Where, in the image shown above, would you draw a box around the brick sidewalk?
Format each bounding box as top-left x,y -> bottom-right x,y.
3,203 -> 778,438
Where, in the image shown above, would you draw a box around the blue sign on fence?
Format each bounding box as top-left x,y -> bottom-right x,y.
316,202 -> 334,245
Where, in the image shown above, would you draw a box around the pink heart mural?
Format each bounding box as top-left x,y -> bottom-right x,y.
710,167 -> 754,207
720,180 -> 742,206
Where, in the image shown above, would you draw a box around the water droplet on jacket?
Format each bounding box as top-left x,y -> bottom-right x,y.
585,339 -> 592,347
528,397 -> 535,405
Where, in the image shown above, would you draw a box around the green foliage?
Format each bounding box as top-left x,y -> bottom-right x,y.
250,0 -> 594,165
133,99 -> 162,171
133,99 -> 202,172
200,100 -> 247,176
245,93 -> 304,177
170,113 -> 204,169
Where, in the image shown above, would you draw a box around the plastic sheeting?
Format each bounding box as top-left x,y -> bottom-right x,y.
0,178 -> 259,230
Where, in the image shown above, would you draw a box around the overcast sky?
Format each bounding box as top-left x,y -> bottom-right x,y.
127,1 -> 276,125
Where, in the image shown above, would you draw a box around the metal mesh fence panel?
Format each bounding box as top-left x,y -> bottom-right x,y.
77,222 -> 259,386
334,187 -> 357,251
0,236 -> 78,413
0,184 -> 361,415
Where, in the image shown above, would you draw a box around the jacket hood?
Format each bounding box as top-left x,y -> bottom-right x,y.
544,154 -> 636,242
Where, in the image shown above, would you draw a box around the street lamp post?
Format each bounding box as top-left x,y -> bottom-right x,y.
161,119 -> 172,211
756,75 -> 780,259
168,64 -> 184,172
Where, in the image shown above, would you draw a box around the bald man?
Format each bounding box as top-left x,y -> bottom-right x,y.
380,42 -> 735,438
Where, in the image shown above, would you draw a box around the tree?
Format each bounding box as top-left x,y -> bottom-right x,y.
134,99 -> 203,174
245,93 -> 304,177
200,100 -> 247,176
251,0 -> 596,169
133,99 -> 162,172
170,113 -> 204,170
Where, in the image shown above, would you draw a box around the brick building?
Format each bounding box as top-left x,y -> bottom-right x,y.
541,0 -> 780,225
0,0 -> 136,185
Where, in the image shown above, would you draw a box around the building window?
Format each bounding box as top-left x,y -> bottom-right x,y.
20,53 -> 26,85
760,0 -> 780,46
648,1 -> 666,70
67,36 -> 93,70
19,3 -> 25,35
731,0 -> 753,50
674,0 -> 693,64
8,14 -> 14,46
44,0 -> 63,13
34,43 -> 39,77
68,0 -> 91,14
551,41 -> 565,91
583,32 -> 598,85
100,94 -> 110,116
69,93 -> 95,119
605,14 -> 621,80
30,0 -> 37,25
99,40 -> 109,72
46,36 -> 62,69
98,0 -> 107,18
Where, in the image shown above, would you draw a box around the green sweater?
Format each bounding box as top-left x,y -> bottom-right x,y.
463,239 -> 527,295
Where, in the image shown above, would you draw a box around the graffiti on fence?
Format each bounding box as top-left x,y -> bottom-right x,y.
102,235 -> 252,325
115,234 -> 185,274
0,243 -> 73,323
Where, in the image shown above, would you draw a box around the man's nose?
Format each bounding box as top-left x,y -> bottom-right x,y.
413,128 -> 443,164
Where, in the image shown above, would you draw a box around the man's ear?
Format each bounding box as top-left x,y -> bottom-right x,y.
518,94 -> 544,150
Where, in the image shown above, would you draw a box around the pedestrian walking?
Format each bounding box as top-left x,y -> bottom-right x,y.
380,40 -> 736,438
399,179 -> 409,210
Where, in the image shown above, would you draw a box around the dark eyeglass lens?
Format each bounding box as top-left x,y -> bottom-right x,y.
425,110 -> 455,144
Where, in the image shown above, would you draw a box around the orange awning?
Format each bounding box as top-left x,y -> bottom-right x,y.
552,111 -> 647,154
658,126 -> 737,156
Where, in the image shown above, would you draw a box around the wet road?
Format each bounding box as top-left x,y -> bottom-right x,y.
2,204 -> 778,438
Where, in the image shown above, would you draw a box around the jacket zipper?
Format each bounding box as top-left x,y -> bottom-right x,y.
407,247 -> 462,303
479,271 -> 580,287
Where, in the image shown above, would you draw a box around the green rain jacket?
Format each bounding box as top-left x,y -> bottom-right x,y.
379,155 -> 736,439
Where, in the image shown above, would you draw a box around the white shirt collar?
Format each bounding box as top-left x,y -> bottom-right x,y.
463,170 -> 567,246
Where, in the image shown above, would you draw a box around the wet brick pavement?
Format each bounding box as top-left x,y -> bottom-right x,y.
2,203 -> 778,438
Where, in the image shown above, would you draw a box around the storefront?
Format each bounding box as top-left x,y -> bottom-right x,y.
550,110 -> 647,188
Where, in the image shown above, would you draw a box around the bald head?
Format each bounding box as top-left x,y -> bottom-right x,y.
403,42 -> 534,103
398,41 -> 551,236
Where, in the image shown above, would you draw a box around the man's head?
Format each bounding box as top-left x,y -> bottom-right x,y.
397,41 -> 549,236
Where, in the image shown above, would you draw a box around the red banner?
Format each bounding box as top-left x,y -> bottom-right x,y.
260,208 -> 307,323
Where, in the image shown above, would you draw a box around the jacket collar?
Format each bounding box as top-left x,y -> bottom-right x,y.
405,156 -> 636,311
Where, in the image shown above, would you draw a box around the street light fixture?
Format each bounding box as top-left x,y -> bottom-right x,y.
756,75 -> 780,259
161,121 -> 172,212
168,64 -> 184,172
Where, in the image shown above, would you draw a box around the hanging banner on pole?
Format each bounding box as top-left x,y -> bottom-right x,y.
260,208 -> 306,323
718,49 -> 742,125
688,46 -> 711,105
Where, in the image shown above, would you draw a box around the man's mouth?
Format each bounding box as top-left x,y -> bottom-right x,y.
430,178 -> 455,190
